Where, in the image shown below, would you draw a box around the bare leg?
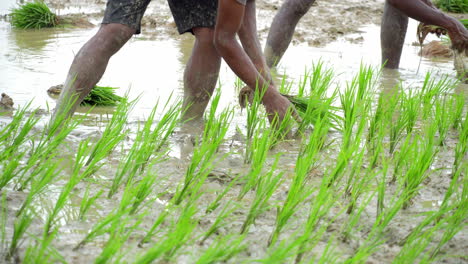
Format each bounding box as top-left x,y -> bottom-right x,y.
182,27 -> 221,122
238,0 -> 273,84
51,23 -> 135,123
264,0 -> 316,68
381,0 -> 408,69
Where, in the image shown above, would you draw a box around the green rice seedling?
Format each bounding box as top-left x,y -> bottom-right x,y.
295,177 -> 342,263
366,92 -> 385,152
201,202 -> 237,244
269,117 -> 329,246
453,111 -> 467,174
277,72 -> 293,95
449,94 -> 465,130
424,173 -> 468,262
401,89 -> 420,135
136,204 -> 198,263
434,0 -> 468,13
238,120 -> 274,200
7,210 -> 35,261
433,97 -> 452,146
339,64 -> 374,151
388,99 -> 408,155
341,190 -> 376,242
16,98 -> 84,190
1,191 -> 7,251
173,97 -> 232,205
16,162 -> 61,217
79,186 -> 103,221
401,125 -> 438,209
377,161 -> 389,217
241,154 -> 284,234
419,73 -> 453,119
205,175 -> 240,214
243,83 -> 266,164
81,86 -> 123,106
128,170 -> 160,215
196,234 -> 247,264
10,1 -> 57,29
0,103 -> 38,163
95,215 -> 143,264
109,98 -> 180,198
23,229 -> 65,264
85,97 -> 134,168
260,237 -> 304,264
139,204 -> 172,246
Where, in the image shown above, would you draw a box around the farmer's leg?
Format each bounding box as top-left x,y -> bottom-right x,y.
51,24 -> 135,123
264,0 -> 316,68
381,0 -> 408,69
51,0 -> 150,124
238,0 -> 273,84
182,27 -> 221,122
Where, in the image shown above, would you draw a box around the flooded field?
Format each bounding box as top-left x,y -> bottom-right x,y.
1,0 -> 467,263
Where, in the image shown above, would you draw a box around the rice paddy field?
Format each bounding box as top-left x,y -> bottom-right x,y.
1,0 -> 468,263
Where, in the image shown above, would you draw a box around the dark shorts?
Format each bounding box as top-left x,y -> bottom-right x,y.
168,0 -> 218,34
102,0 -> 151,34
102,0 -> 247,35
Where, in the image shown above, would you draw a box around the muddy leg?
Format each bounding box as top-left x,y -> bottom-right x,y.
264,0 -> 316,68
381,0 -> 408,69
182,27 -> 221,122
51,24 -> 135,123
238,0 -> 273,83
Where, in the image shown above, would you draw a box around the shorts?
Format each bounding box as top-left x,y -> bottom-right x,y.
102,0 -> 151,34
102,0 -> 248,35
168,0 -> 247,34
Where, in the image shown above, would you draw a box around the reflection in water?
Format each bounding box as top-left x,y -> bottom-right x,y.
9,27 -> 58,51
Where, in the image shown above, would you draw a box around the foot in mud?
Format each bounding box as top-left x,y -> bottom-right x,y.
0,93 -> 14,110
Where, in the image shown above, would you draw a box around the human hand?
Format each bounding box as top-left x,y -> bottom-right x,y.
447,19 -> 468,55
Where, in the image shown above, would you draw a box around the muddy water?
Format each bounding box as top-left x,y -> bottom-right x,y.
1,0 -> 468,263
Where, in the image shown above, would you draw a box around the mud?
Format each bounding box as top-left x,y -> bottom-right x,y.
0,93 -> 14,110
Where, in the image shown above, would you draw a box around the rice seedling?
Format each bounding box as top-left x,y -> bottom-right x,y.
196,234 -> 247,264
79,185 -> 103,221
294,171 -> 342,263
85,96 -> 134,168
16,162 -> 61,217
23,229 -> 65,264
7,209 -> 35,261
269,117 -> 329,246
205,174 -> 240,213
401,124 -> 438,209
433,97 -> 452,146
109,98 -> 180,198
136,204 -> 198,263
95,215 -> 143,264
1,191 -> 7,251
260,237 -> 304,264
10,1 -> 57,29
128,170 -> 160,215
201,201 -> 238,244
173,93 -> 232,205
453,111 -> 468,174
243,83 -> 266,164
241,153 -> 284,234
238,120 -> 274,200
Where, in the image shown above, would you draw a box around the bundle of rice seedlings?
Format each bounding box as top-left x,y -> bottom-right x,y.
47,85 -> 123,106
434,0 -> 468,13
10,1 -> 57,29
81,86 -> 123,106
238,87 -> 342,130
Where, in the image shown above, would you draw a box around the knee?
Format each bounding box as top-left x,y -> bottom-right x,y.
284,0 -> 315,18
193,27 -> 215,47
91,24 -> 135,53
